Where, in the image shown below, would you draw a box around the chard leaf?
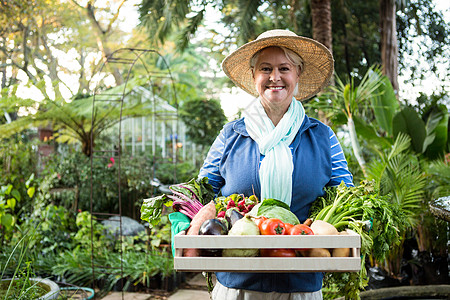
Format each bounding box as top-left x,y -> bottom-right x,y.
140,195 -> 169,226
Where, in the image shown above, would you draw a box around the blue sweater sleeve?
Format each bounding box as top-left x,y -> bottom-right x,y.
198,129 -> 226,194
328,127 -> 354,187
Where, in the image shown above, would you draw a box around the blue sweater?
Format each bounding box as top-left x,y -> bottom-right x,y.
198,115 -> 353,293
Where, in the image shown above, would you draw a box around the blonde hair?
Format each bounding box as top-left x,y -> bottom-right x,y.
250,46 -> 304,74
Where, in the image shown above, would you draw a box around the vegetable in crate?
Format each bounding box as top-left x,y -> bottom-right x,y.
248,198 -> 300,225
225,208 -> 244,229
216,194 -> 259,217
259,218 -> 286,235
140,177 -> 215,226
198,218 -> 228,257
184,201 -> 216,257
222,215 -> 260,257
309,180 -> 406,299
289,224 -> 314,254
260,248 -> 296,257
332,231 -> 351,257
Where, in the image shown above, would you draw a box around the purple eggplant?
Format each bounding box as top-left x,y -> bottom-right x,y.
198,218 -> 228,256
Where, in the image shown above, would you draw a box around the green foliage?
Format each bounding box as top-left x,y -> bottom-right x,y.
49,210 -> 173,293
0,136 -> 38,196
315,66 -> 386,176
312,181 -> 406,299
393,104 -> 448,159
41,149 -> 197,215
0,174 -> 36,245
0,227 -> 52,300
331,0 -> 380,79
146,214 -> 172,249
52,246 -> 174,293
154,161 -> 198,184
179,98 -> 227,147
1,79 -> 156,156
25,204 -> 77,255
367,134 -> 425,226
370,76 -> 399,136
397,0 -> 450,83
73,211 -> 110,250
425,160 -> 450,199
393,107 -> 428,153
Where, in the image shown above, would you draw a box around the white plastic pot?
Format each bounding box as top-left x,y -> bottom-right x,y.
1,277 -> 60,300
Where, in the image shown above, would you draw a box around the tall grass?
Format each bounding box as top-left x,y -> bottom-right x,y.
0,227 -> 55,300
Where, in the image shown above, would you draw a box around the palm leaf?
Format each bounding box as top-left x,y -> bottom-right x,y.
426,160 -> 450,198
370,75 -> 399,136
177,10 -> 205,51
366,132 -> 424,228
387,133 -> 411,160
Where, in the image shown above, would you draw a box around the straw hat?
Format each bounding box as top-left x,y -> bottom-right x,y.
222,29 -> 334,101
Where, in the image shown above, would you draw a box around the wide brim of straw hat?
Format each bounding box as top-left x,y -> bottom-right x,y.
222,29 -> 334,101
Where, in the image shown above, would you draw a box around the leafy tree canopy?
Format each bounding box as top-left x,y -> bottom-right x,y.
178,98 -> 227,147
137,0 -> 449,94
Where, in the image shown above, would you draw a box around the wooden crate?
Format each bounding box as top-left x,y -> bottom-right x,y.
173,230 -> 361,272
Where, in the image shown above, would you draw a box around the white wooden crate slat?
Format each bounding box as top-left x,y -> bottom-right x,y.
173,230 -> 362,272
174,256 -> 361,272
174,233 -> 360,249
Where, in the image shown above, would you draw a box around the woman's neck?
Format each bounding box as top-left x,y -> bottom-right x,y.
262,101 -> 291,127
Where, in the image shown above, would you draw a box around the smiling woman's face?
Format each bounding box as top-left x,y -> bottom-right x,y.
252,47 -> 300,109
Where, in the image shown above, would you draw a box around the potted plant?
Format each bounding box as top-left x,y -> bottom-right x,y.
0,277 -> 59,300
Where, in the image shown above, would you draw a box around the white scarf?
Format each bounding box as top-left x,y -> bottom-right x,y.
243,97 -> 305,207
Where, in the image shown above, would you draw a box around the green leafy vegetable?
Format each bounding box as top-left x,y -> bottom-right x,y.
140,195 -> 170,226
248,198 -> 300,225
175,177 -> 215,206
140,177 -> 215,226
310,180 -> 405,299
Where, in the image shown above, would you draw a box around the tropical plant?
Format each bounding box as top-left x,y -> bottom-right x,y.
392,104 -> 449,160
425,159 -> 450,199
317,66 -> 386,176
0,78 -> 160,156
365,133 -> 426,275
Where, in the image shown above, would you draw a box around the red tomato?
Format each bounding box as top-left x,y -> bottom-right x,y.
290,224 -> 314,251
259,218 -> 286,235
284,223 -> 294,235
290,224 -> 314,236
260,248 -> 297,257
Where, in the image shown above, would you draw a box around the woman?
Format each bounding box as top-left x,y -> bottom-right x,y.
199,29 -> 353,299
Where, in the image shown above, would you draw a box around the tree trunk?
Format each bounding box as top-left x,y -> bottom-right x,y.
311,0 -> 333,125
380,0 -> 399,95
84,2 -> 124,86
311,0 -> 333,51
289,0 -> 300,33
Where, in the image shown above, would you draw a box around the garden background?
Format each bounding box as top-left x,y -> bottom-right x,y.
0,0 -> 449,299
